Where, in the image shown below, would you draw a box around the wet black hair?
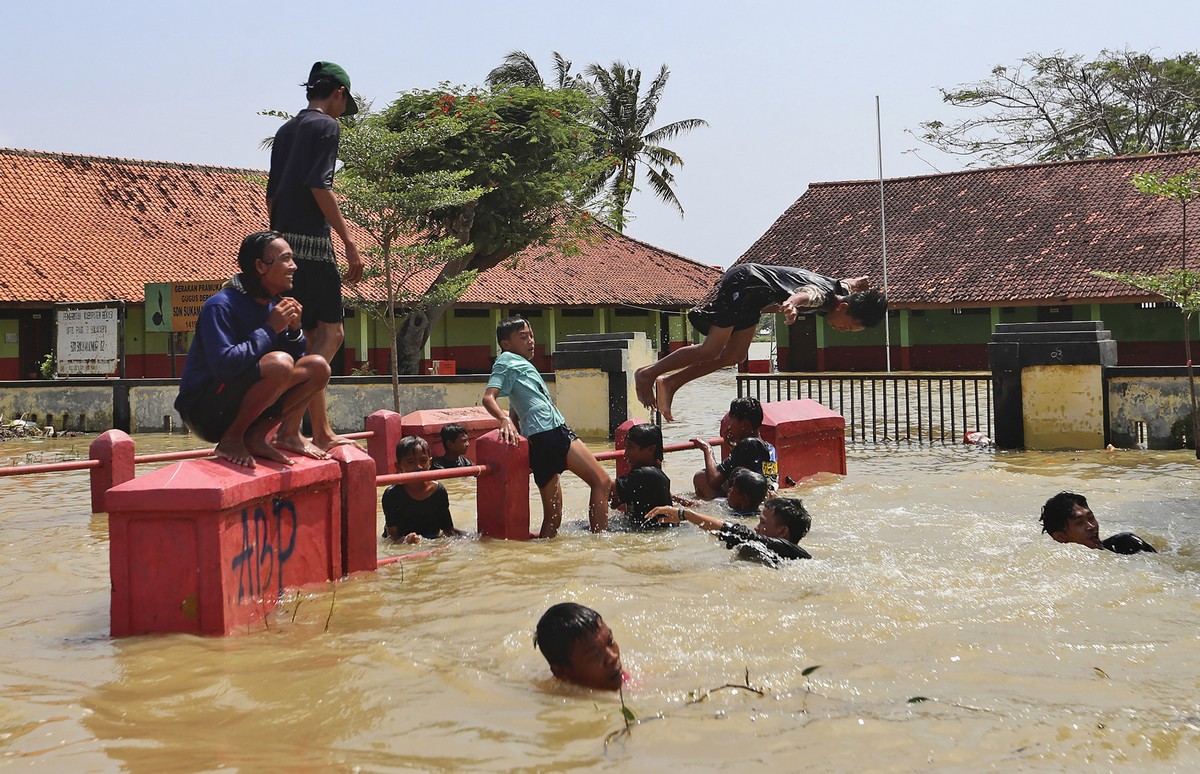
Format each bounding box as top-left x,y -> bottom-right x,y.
845,288 -> 888,328
534,602 -> 602,667
440,423 -> 468,446
1040,491 -> 1089,534
729,468 -> 769,510
765,497 -> 811,543
395,435 -> 431,464
625,423 -> 664,461
728,396 -> 764,428
304,76 -> 344,102
236,230 -> 284,299
496,316 -> 530,345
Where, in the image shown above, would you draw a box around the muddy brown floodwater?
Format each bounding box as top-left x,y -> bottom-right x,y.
1,366 -> 1198,771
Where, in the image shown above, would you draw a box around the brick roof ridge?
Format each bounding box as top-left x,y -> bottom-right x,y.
809,148 -> 1200,189
0,146 -> 265,177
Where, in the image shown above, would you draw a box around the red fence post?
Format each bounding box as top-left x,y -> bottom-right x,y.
366,410 -> 403,476
475,430 -> 530,540
89,429 -> 135,514
613,418 -> 645,479
329,444 -> 378,575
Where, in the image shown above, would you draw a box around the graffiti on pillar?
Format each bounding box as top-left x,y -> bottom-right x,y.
1050,348 -> 1063,362
231,498 -> 299,603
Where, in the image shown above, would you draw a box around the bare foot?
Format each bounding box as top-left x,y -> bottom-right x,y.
634,366 -> 656,409
273,433 -> 330,460
314,434 -> 361,452
215,439 -> 256,468
655,375 -> 677,422
247,436 -> 295,466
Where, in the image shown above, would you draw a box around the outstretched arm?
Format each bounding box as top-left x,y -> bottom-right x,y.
841,276 -> 869,293
646,504 -> 726,532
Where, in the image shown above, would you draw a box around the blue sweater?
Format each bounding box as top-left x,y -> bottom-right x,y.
175,285 -> 306,415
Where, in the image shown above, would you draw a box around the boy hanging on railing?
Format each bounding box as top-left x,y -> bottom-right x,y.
691,396 -> 777,500
635,264 -> 887,421
483,317 -> 613,537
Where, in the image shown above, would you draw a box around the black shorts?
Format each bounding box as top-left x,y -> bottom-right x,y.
179,365 -> 283,443
288,254 -> 343,329
528,425 -> 579,488
687,265 -> 774,335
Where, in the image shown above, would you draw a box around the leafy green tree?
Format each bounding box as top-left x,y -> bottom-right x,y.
381,85 -> 605,369
337,111 -> 485,409
581,62 -> 708,232
920,49 -> 1200,166
1093,169 -> 1200,455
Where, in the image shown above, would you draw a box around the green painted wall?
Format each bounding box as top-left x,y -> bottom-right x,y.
124,306 -> 171,358
907,309 -> 993,344
1099,303 -> 1198,342
610,310 -> 654,335
556,309 -> 597,338
0,319 -> 18,359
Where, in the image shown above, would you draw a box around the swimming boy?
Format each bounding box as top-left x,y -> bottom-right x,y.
648,496 -> 813,567
431,423 -> 472,470
692,396 -> 777,499
610,423 -> 673,529
534,602 -> 624,691
483,317 -> 613,536
1039,492 -> 1157,555
673,467 -> 769,518
635,264 -> 887,420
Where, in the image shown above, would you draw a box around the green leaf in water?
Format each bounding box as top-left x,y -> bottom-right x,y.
802,665 -> 822,676
907,696 -> 931,704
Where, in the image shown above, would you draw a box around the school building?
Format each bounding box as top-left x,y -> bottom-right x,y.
747,150 -> 1200,371
0,148 -> 721,380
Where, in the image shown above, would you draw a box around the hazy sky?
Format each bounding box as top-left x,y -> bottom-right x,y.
7,1 -> 1200,268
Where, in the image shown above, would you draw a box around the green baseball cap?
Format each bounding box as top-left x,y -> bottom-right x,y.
307,61 -> 359,116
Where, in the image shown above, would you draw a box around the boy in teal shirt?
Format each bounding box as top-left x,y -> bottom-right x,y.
483,317 -> 613,537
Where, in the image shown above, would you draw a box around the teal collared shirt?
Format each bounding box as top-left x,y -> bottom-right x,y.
486,351 -> 565,437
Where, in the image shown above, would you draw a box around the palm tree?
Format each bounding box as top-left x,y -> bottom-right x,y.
582,62 -> 707,232
486,50 -> 582,90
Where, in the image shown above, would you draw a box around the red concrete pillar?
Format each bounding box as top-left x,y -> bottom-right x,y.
475,430 -> 530,540
107,456 -> 343,636
89,429 -> 135,514
760,399 -> 846,487
366,410 -> 403,476
329,444 -> 378,575
613,418 -> 645,479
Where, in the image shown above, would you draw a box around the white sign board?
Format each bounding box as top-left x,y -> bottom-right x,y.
56,305 -> 121,375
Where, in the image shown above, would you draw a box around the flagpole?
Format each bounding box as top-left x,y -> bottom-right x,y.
876,95 -> 892,374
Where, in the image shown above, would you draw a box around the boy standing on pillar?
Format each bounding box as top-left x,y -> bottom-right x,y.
267,60 -> 363,452
482,317 -> 612,537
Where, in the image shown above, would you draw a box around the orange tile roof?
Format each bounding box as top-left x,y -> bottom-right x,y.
737,150 -> 1200,306
0,148 -> 719,306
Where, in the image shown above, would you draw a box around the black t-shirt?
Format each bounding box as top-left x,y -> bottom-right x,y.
431,454 -> 472,470
717,521 -> 811,567
614,466 -> 673,528
267,109 -> 340,237
381,483 -> 454,539
717,437 -> 778,486
1102,532 -> 1157,555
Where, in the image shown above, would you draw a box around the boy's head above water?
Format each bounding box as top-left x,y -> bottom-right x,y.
439,423 -> 470,457
759,497 -> 811,544
725,396 -> 764,442
624,423 -> 664,467
395,435 -> 431,473
1040,491 -> 1102,549
535,602 -> 623,691
496,317 -> 535,360
727,468 -> 769,512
